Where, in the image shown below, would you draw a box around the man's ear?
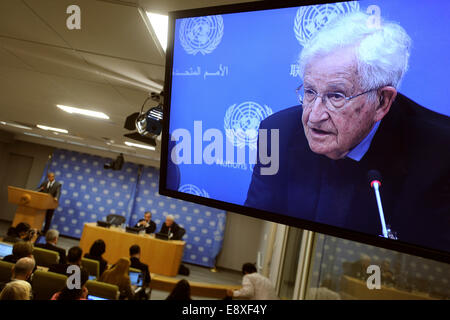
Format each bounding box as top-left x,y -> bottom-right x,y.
374,86 -> 397,122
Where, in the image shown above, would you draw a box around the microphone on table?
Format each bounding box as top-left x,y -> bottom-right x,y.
367,170 -> 398,240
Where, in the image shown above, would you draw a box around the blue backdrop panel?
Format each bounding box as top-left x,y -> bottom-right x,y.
130,166 -> 226,268
39,148 -> 226,268
40,149 -> 139,238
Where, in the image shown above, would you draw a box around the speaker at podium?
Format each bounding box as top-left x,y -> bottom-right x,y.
7,186 -> 58,231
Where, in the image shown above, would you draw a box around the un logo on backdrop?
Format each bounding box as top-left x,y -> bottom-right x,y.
179,184 -> 210,198
294,2 -> 360,46
224,102 -> 273,150
179,15 -> 224,55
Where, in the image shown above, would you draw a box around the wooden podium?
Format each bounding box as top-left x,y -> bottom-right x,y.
7,186 -> 58,230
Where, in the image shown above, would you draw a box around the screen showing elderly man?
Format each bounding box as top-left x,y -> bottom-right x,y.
245,12 -> 450,253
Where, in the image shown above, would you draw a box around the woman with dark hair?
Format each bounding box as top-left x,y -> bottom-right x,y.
84,239 -> 108,276
3,222 -> 37,243
166,279 -> 191,300
51,268 -> 89,300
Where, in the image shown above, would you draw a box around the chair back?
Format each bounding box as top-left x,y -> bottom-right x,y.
85,280 -> 119,300
106,214 -> 126,226
33,247 -> 60,267
31,270 -> 67,300
81,258 -> 100,279
0,260 -> 14,283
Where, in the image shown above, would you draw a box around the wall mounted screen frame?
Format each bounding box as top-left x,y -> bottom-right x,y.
160,0 -> 450,264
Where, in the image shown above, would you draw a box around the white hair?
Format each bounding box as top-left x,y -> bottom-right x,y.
46,229 -> 59,242
299,11 -> 411,91
166,214 -> 175,221
0,280 -> 32,300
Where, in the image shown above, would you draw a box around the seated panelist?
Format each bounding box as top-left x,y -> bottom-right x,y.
159,215 -> 182,240
134,211 -> 156,234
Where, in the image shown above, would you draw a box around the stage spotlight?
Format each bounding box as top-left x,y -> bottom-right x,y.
123,91 -> 164,147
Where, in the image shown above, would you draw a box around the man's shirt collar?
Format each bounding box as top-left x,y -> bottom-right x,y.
346,120 -> 381,162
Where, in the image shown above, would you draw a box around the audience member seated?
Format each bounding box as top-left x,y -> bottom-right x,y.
0,279 -> 32,300
35,229 -> 66,264
51,268 -> 89,300
305,279 -> 341,300
380,259 -> 395,286
3,222 -> 38,244
84,239 -> 108,276
99,257 -> 133,300
227,263 -> 279,300
49,246 -> 84,275
342,254 -> 372,281
129,245 -> 151,287
2,241 -> 34,264
134,211 -> 156,234
0,257 -> 35,293
159,215 -> 182,240
166,279 -> 191,300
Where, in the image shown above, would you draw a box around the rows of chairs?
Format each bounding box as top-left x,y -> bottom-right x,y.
0,257 -> 120,300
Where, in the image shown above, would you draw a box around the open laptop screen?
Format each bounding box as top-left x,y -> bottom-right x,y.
0,242 -> 13,258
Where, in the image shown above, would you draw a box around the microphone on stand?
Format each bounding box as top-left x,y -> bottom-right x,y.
368,170 -> 398,240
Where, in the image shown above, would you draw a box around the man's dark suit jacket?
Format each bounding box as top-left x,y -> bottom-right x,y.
159,222 -> 182,240
245,93 -> 450,253
134,219 -> 157,234
35,243 -> 67,264
38,180 -> 62,200
130,257 -> 151,285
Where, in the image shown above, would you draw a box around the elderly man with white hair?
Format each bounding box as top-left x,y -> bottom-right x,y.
35,229 -> 67,264
159,214 -> 183,240
245,12 -> 450,253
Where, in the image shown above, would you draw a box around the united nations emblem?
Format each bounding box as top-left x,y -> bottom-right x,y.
179,15 -> 224,55
224,101 -> 273,150
294,2 -> 360,46
179,184 -> 210,198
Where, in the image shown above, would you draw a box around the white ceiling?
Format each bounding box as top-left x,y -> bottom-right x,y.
0,0 -> 258,166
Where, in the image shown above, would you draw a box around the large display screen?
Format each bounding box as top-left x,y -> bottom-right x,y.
160,0 -> 450,263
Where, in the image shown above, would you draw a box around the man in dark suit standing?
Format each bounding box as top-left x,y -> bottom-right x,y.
245,12 -> 450,253
38,172 -> 61,234
35,229 -> 67,264
134,211 -> 156,234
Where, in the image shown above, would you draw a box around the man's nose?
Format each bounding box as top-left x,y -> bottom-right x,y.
308,96 -> 329,123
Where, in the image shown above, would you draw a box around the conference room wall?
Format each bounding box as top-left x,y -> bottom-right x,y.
0,136 -> 53,222
216,212 -> 265,271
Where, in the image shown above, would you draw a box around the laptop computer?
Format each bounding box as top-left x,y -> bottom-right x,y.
155,232 -> 169,240
35,236 -> 46,245
96,221 -> 111,228
129,270 -> 143,287
0,242 -> 13,259
125,226 -> 140,234
87,295 -> 108,300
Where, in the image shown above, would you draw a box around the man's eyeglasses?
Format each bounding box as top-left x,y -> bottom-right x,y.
295,84 -> 378,110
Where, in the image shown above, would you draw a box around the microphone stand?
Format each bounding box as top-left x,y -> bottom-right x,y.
372,181 -> 398,240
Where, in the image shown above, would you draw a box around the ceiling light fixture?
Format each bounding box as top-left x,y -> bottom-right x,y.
36,124 -> 68,134
56,105 -> 109,119
0,121 -> 33,130
125,141 -> 156,151
146,12 -> 168,51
